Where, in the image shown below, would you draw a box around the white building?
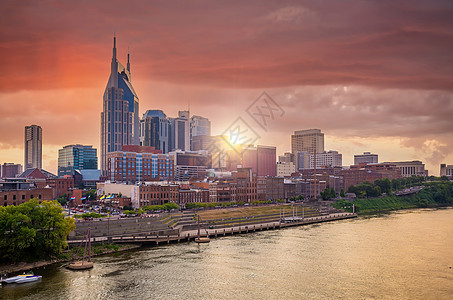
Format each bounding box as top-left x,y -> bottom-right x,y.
309,151 -> 342,169
169,111 -> 190,151
277,161 -> 296,177
383,160 -> 427,177
97,182 -> 140,208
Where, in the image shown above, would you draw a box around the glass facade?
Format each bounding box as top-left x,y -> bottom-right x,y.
58,145 -> 97,177
100,37 -> 139,176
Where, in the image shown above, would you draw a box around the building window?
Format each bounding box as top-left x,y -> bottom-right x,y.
39,195 -> 42,199
22,195 -> 25,200
13,195 -> 16,200
3,195 -> 6,201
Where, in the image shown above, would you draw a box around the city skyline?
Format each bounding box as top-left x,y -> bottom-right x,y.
1,1 -> 453,175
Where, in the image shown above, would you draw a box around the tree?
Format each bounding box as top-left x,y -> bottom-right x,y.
321,187 -> 336,200
56,193 -> 67,206
0,199 -> 75,262
348,182 -> 381,198
375,178 -> 392,194
340,189 -> 345,198
83,189 -> 97,201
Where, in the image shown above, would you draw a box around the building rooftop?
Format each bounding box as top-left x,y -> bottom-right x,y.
142,110 -> 167,119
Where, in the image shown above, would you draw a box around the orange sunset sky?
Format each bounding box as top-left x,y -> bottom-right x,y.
1,0 -> 452,175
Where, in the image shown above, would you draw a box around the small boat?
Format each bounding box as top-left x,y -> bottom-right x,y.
194,237 -> 210,243
2,273 -> 38,284
195,214 -> 210,244
3,275 -> 32,284
15,275 -> 42,284
68,227 -> 94,270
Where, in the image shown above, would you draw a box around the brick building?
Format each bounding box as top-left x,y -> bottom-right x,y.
1,163 -> 23,178
1,187 -> 54,206
46,178 -> 74,199
138,183 -> 179,206
341,163 -> 402,191
265,177 -> 284,200
107,146 -> 174,183
179,187 -> 210,206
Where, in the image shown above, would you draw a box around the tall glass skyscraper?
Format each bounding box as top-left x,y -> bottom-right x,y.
24,125 -> 42,169
190,115 -> 211,150
58,144 -> 97,177
140,110 -> 170,153
100,37 -> 139,175
168,111 -> 190,152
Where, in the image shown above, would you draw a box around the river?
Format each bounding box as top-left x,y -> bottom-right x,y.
2,208 -> 452,299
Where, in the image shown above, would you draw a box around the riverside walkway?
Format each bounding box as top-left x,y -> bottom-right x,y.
67,212 -> 357,247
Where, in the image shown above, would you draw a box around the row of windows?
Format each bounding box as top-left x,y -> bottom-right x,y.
3,194 -> 42,201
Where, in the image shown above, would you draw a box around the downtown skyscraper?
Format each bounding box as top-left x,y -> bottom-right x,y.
100,37 -> 140,175
24,125 -> 42,170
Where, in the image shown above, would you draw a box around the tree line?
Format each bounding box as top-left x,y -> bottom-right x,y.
347,176 -> 426,198
333,181 -> 453,213
0,199 -> 75,263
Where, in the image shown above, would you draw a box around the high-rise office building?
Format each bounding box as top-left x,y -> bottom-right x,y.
191,135 -> 231,169
58,145 -> 98,177
294,151 -> 310,170
24,125 -> 42,169
354,152 -> 378,165
242,145 -> 276,177
278,152 -> 295,163
291,129 -> 324,154
169,111 -> 190,152
140,110 -> 170,153
100,36 -> 140,175
190,115 -> 211,150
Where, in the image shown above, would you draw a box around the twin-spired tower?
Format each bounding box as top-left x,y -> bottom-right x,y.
100,37 -> 139,175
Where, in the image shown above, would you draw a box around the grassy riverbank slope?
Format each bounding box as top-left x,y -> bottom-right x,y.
332,181 -> 453,213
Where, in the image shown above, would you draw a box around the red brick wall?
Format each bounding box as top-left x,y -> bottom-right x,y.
0,188 -> 55,206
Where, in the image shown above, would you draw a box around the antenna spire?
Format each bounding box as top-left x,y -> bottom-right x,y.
110,34 -> 118,87
127,46 -> 130,73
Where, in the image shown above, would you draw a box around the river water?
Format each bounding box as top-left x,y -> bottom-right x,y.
2,208 -> 452,299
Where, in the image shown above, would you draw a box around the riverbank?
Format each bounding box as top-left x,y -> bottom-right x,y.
0,243 -> 140,275
332,181 -> 453,214
64,212 -> 357,247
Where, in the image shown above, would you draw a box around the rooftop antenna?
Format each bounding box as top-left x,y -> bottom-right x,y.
127,46 -> 130,73
111,33 -> 118,87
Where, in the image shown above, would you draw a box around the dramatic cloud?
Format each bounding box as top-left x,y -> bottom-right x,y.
1,0 -> 452,174
1,1 -> 453,91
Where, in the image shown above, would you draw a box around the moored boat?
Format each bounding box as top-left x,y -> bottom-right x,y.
195,214 -> 210,244
68,227 -> 94,270
3,275 -> 32,284
2,273 -> 39,284
15,275 -> 42,284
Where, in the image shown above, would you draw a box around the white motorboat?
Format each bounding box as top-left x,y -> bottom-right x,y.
2,274 -> 34,284
15,275 -> 42,283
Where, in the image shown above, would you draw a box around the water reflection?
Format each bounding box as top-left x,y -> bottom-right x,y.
2,208 -> 452,300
